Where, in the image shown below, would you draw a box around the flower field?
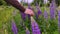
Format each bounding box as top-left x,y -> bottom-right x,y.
0,5 -> 59,34
0,0 -> 60,34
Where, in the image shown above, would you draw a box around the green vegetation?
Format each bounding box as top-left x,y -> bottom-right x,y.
0,6 -> 59,34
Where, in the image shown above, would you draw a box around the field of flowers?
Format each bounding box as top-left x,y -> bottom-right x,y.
0,0 -> 60,34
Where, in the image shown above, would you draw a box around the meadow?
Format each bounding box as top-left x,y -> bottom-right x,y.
0,5 -> 59,34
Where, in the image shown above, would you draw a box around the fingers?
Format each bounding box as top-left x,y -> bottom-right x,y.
24,8 -> 34,16
30,11 -> 34,16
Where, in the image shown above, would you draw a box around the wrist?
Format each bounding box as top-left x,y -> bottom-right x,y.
24,8 -> 28,14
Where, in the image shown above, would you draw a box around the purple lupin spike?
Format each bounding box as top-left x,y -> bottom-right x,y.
31,17 -> 41,34
44,10 -> 48,19
26,27 -> 30,34
28,3 -> 31,9
20,12 -> 26,21
11,19 -> 18,34
50,0 -> 56,19
36,2 -> 42,15
35,2 -> 42,19
58,10 -> 60,34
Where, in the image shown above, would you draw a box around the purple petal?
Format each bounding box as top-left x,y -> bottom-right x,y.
44,10 -> 48,19
11,19 -> 18,34
31,17 -> 41,34
50,0 -> 56,19
35,2 -> 42,18
20,12 -> 26,21
58,10 -> 60,33
37,10 -> 42,16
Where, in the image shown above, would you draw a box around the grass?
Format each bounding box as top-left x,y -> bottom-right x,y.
0,6 -> 59,34
0,6 -> 14,34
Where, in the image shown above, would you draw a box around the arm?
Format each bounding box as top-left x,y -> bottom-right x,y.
4,0 -> 25,12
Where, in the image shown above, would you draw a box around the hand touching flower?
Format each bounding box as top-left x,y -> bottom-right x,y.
24,8 -> 34,16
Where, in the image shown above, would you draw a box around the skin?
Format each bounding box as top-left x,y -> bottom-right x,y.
24,8 -> 34,16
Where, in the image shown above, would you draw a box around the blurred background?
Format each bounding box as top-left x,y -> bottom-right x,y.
0,0 -> 60,34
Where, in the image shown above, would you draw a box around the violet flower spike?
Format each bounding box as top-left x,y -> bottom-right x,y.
35,2 -> 42,16
11,19 -> 18,34
20,12 -> 26,21
50,0 -> 56,19
58,10 -> 60,34
44,10 -> 48,19
28,3 -> 31,9
31,17 -> 41,34
35,2 -> 42,19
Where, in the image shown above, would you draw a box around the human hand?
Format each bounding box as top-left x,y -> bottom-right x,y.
24,8 -> 34,16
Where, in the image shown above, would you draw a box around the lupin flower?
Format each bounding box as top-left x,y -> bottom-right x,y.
36,2 -> 42,15
28,3 -> 31,9
20,12 -> 26,21
26,27 -> 30,34
50,0 -> 56,19
31,17 -> 41,34
44,10 -> 48,19
58,10 -> 60,34
11,19 -> 18,34
35,2 -> 42,19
